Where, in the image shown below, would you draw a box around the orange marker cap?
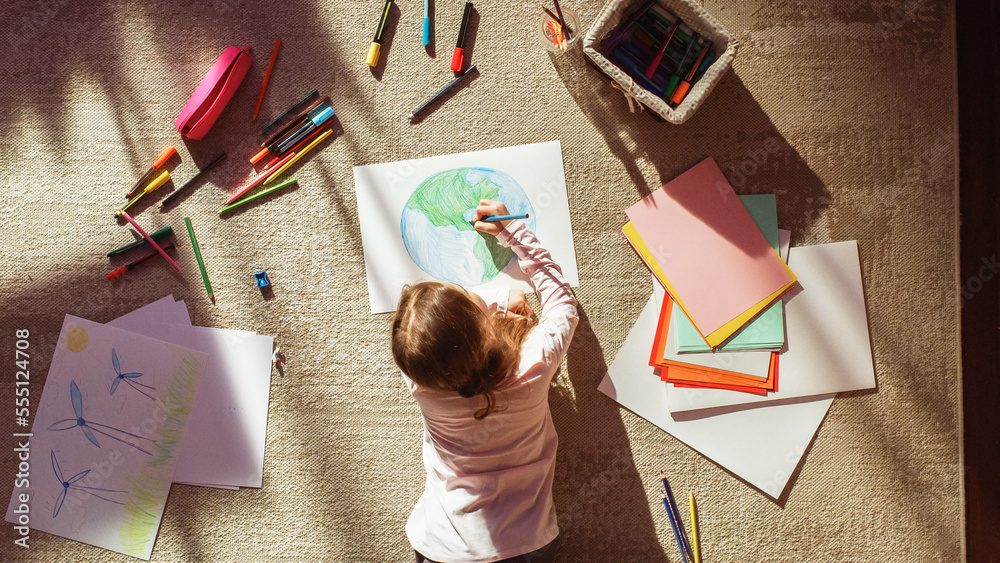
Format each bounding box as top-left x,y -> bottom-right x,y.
669,81 -> 691,105
153,147 -> 178,169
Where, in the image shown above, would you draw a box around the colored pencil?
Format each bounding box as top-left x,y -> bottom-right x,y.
126,147 -> 177,199
690,492 -> 701,563
543,6 -> 573,35
107,243 -> 176,280
116,169 -> 171,218
225,151 -> 296,205
219,178 -> 298,213
552,0 -> 569,38
661,493 -> 688,563
408,64 -> 477,120
160,152 -> 227,207
253,38 -> 282,120
263,124 -> 331,170
661,471 -> 694,561
265,129 -> 332,184
107,226 -> 173,257
472,213 -> 529,223
184,217 -> 213,300
118,211 -> 181,272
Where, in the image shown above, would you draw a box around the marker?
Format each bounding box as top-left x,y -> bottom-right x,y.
262,89 -> 319,138
274,103 -> 335,154
468,212 -> 529,225
422,0 -> 431,45
451,2 -> 473,72
224,151 -> 296,206
366,0 -> 393,67
645,18 -> 681,80
408,64 -> 477,121
219,178 -> 298,214
184,217 -> 214,301
107,226 -> 174,257
107,243 -> 176,280
262,124 -> 331,171
670,40 -> 711,107
253,38 -> 282,121
160,153 -> 227,208
664,34 -> 699,99
126,147 -> 177,199
117,211 -> 182,272
116,169 -> 171,218
266,129 -> 333,184
601,0 -> 655,50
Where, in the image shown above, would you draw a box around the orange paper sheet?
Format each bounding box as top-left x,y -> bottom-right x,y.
648,293 -> 778,395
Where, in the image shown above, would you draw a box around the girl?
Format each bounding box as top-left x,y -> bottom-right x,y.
392,199 -> 579,563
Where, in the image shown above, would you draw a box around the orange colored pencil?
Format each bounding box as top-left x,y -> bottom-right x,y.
253,38 -> 282,121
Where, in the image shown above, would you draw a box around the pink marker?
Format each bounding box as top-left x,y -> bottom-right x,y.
118,211 -> 182,272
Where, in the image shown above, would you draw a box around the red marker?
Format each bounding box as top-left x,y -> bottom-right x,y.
451,2 -> 474,72
645,18 -> 681,80
107,243 -> 176,280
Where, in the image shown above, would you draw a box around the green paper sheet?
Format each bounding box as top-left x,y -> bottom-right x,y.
674,195 -> 785,352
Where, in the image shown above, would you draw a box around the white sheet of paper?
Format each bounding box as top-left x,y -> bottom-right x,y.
109,296 -> 190,328
667,241 -> 875,414
353,141 -> 579,313
105,322 -> 273,489
598,296 -> 834,499
6,316 -> 206,559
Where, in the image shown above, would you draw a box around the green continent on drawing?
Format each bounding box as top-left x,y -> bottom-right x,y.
401,168 -> 535,286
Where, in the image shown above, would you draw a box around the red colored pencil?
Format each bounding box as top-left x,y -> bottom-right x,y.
253,38 -> 282,121
225,152 -> 296,205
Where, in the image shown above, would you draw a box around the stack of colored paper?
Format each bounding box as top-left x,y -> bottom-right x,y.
599,158 -> 877,498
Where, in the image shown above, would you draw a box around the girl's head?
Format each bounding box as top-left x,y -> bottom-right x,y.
391,281 -> 536,419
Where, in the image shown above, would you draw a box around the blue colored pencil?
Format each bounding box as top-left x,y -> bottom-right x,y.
661,493 -> 688,563
661,471 -> 694,561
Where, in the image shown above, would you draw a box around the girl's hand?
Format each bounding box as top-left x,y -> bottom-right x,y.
473,199 -> 512,236
505,289 -> 534,319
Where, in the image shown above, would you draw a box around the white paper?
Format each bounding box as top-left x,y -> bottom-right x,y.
598,296 -> 834,499
106,322 -> 273,489
6,316 -> 206,559
109,295 -> 190,328
353,141 -> 580,313
667,241 -> 875,414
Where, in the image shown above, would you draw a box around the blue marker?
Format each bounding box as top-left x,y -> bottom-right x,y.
422,0 -> 431,45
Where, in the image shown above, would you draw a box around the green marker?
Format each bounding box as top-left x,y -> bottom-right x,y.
218,178 -> 298,214
184,217 -> 213,301
107,226 -> 173,257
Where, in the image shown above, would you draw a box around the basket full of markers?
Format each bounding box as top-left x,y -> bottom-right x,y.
583,0 -> 738,124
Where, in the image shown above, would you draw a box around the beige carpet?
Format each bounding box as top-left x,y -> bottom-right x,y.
0,0 -> 960,561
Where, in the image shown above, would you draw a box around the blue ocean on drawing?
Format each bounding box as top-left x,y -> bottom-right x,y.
401,168 -> 535,286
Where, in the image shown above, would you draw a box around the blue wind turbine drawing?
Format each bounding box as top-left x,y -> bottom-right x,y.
110,348 -> 156,400
48,380 -> 155,455
50,450 -> 126,518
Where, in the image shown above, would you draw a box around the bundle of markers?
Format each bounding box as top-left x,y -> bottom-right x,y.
600,0 -> 715,107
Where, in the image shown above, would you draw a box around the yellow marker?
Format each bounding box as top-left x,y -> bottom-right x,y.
116,169 -> 171,218
265,129 -> 332,184
366,0 -> 393,67
690,491 -> 701,563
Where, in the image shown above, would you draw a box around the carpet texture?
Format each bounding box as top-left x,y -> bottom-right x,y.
0,0 -> 960,561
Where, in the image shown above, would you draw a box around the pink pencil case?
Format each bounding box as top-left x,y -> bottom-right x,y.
175,45 -> 253,140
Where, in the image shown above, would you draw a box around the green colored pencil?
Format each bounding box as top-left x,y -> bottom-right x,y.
183,217 -> 213,301
218,177 -> 298,213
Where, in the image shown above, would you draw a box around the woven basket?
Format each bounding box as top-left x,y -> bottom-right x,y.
583,0 -> 739,124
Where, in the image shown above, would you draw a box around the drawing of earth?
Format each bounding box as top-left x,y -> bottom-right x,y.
401,168 -> 536,286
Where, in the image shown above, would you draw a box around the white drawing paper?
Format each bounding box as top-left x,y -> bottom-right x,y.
667,241 -> 875,414
598,296 -> 835,499
353,141 -> 579,313
5,316 -> 206,559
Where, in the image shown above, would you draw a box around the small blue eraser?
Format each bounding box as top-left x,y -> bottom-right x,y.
423,18 -> 431,46
254,270 -> 270,288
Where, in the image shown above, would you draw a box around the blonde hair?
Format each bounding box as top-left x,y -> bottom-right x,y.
392,282 -> 538,419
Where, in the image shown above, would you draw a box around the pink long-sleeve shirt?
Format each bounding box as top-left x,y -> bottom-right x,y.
402,221 -> 579,563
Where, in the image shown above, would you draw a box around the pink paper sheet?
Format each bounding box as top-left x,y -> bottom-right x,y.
625,157 -> 793,337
